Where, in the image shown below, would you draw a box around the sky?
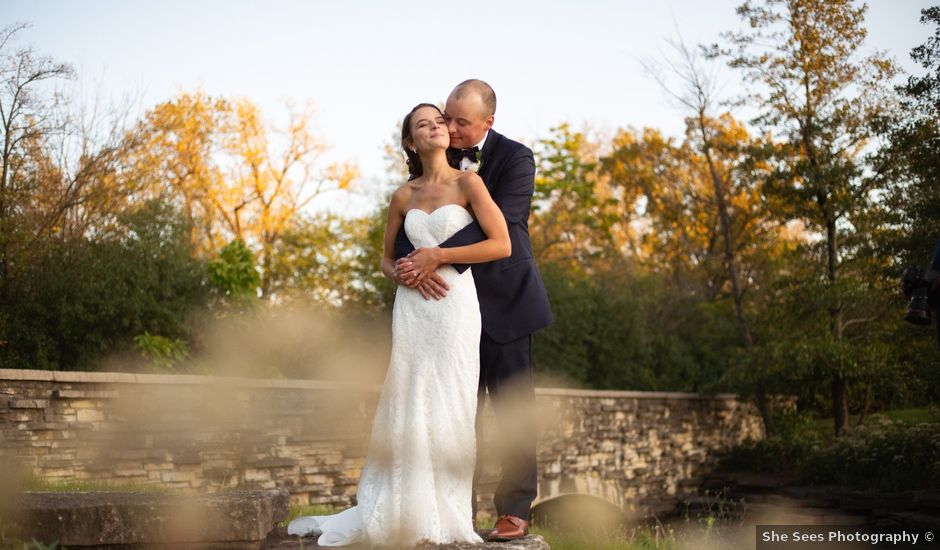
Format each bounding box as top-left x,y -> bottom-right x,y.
3,0 -> 935,214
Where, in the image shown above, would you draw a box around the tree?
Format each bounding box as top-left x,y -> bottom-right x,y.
0,22 -> 73,300
714,0 -> 898,435
877,7 -> 940,270
268,212 -> 390,309
124,92 -> 357,298
530,124 -> 622,274
643,34 -> 787,433
866,7 -> 940,408
124,92 -> 230,256
602,126 -> 742,298
222,99 -> 356,298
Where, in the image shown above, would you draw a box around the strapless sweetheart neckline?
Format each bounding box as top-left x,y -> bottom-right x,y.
405,203 -> 470,218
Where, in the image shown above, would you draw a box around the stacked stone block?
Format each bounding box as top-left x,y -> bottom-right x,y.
0,369 -> 762,517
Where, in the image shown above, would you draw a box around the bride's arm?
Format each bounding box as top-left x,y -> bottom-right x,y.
402,173 -> 510,283
381,187 -> 410,282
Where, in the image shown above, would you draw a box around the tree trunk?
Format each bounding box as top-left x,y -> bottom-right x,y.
856,384 -> 872,428
697,114 -> 771,435
753,384 -> 773,437
824,200 -> 848,435
260,241 -> 272,300
0,127 -> 11,303
832,373 -> 849,435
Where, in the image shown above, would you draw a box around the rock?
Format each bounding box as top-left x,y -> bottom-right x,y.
261,528 -> 550,549
11,489 -> 289,549
727,472 -> 798,492
779,485 -> 841,506
916,493 -> 940,514
837,491 -> 917,514
421,534 -> 550,550
884,512 -> 940,533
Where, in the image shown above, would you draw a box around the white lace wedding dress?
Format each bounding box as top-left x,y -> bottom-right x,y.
288,204 -> 484,547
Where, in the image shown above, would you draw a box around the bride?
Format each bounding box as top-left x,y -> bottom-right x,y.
287,103 -> 511,546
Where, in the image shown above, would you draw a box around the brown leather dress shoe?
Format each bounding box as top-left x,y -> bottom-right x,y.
488,515 -> 529,541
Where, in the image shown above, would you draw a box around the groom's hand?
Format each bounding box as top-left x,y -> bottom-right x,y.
416,274 -> 449,300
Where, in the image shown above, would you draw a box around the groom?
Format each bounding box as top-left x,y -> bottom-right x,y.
393,79 -> 553,541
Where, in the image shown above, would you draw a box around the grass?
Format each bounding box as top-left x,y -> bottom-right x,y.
878,407 -> 938,424
529,524 -> 677,550
280,503 -> 339,527
809,407 -> 938,440
22,478 -> 172,493
282,504 -> 743,550
528,501 -> 747,550
0,526 -> 60,550
0,540 -> 58,550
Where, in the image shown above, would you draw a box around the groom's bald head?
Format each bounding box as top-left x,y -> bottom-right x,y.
445,79 -> 496,149
449,79 -> 497,117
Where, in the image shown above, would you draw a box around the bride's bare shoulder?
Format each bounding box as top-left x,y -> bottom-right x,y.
391,180 -> 419,202
456,170 -> 485,192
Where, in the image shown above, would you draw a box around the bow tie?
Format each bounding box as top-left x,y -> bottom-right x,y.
447,146 -> 480,168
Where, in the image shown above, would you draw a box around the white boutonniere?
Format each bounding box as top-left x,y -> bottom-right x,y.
458,150 -> 482,173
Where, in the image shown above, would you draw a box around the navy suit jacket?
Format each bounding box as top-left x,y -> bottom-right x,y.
394,130 -> 554,343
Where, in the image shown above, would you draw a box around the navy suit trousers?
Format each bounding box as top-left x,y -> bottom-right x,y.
472,331 -> 538,521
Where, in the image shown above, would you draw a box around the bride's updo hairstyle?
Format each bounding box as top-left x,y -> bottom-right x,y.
401,103 -> 444,179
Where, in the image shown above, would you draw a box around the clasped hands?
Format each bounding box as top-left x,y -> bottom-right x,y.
394,247 -> 450,300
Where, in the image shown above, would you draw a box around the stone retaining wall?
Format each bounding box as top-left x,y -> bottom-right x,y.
535,389 -> 763,518
0,369 -> 762,518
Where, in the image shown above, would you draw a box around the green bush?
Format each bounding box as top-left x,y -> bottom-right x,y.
719,409 -> 821,473
0,200 -> 207,371
534,260 -> 739,392
207,239 -> 260,308
720,410 -> 940,491
133,332 -> 190,372
801,418 -> 940,490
